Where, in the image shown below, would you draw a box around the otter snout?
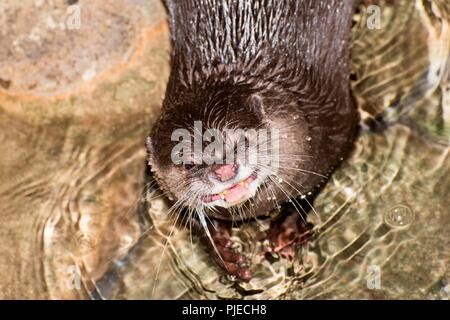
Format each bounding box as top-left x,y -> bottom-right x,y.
211,164 -> 239,182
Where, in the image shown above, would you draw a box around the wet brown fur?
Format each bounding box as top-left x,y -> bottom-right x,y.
147,0 -> 360,221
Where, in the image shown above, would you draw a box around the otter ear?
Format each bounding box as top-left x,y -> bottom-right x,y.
146,136 -> 160,174
249,94 -> 265,118
146,136 -> 155,163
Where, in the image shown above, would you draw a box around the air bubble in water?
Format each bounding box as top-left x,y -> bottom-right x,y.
385,205 -> 415,228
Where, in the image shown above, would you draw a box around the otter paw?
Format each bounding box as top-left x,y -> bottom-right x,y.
197,219 -> 252,282
212,244 -> 253,282
261,211 -> 313,260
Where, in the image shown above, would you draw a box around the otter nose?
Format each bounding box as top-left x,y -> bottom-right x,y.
213,164 -> 239,182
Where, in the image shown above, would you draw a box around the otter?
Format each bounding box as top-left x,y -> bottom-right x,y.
147,0 -> 359,281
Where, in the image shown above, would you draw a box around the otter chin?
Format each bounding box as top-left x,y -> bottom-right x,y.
147,0 -> 359,222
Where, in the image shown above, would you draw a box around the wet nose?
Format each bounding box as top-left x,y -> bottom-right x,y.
213,164 -> 239,182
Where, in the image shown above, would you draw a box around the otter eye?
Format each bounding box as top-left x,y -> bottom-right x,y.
184,163 -> 195,170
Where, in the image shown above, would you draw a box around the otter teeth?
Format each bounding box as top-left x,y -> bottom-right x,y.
238,181 -> 250,188
219,190 -> 227,199
218,180 -> 247,200
203,172 -> 258,204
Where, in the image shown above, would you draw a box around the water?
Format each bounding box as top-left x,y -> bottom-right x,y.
0,0 -> 448,299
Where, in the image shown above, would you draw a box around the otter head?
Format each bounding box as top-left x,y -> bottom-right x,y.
148,83 -> 272,218
146,80 -> 346,221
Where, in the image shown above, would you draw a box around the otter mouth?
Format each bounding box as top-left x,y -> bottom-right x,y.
202,172 -> 258,206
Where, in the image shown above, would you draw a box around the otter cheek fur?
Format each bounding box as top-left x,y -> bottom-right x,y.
146,0 -> 359,279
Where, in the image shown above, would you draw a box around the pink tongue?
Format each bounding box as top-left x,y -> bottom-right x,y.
225,184 -> 248,203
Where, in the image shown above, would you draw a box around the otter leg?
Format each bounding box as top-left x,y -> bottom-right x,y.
193,219 -> 252,282
262,205 -> 314,260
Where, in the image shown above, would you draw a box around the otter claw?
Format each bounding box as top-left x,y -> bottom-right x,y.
261,208 -> 313,260
196,219 -> 253,282
213,241 -> 252,282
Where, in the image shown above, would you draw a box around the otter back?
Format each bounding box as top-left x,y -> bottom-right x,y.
164,0 -> 356,95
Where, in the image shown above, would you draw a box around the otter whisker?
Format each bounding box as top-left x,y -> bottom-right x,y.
196,207 -> 226,268
265,167 -> 320,218
267,176 -> 308,223
151,203 -> 183,298
255,164 -> 309,221
277,166 -> 328,179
